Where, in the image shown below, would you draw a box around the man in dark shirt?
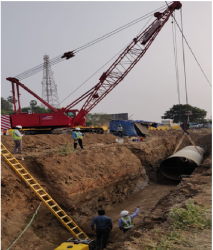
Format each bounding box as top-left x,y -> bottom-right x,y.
91,210 -> 112,250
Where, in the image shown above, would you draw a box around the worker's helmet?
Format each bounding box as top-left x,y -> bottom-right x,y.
120,210 -> 129,217
16,125 -> 22,129
75,127 -> 80,131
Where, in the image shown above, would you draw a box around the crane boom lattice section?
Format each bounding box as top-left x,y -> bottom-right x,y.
69,1 -> 181,124
83,10 -> 171,113
1,143 -> 89,241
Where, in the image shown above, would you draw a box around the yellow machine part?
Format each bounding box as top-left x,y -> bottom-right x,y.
54,242 -> 89,250
8,129 -> 13,135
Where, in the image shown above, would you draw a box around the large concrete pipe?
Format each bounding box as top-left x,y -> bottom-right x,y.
159,146 -> 205,180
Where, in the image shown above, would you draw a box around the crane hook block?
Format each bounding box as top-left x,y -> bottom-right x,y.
61,51 -> 75,60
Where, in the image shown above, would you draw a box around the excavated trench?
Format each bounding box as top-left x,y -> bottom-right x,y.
1,131 -> 211,250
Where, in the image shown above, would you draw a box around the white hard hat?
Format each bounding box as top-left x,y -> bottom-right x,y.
120,210 -> 129,217
75,127 -> 80,130
16,125 -> 22,129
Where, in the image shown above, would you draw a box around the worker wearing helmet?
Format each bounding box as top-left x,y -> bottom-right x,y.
117,124 -> 123,138
12,125 -> 24,154
72,127 -> 84,149
119,205 -> 140,233
91,209 -> 112,250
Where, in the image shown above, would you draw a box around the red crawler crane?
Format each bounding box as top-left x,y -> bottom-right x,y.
6,1 -> 182,134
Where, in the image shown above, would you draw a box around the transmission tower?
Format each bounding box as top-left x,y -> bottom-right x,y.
41,55 -> 60,108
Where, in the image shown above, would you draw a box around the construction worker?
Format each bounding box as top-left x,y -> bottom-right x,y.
72,127 -> 84,149
3,129 -> 7,135
117,124 -> 123,137
91,209 -> 112,250
12,125 -> 24,154
119,205 -> 140,233
181,122 -> 190,135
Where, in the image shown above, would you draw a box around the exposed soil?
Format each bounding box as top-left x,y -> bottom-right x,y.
1,129 -> 212,250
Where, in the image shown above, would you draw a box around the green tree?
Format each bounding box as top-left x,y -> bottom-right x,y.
21,100 -> 54,114
1,109 -> 14,115
7,96 -> 16,105
1,96 -> 54,115
85,113 -> 111,126
21,106 -> 53,114
30,100 -> 37,108
162,104 -> 207,123
1,97 -> 13,113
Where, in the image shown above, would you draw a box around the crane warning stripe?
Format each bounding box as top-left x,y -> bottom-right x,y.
1,115 -> 11,129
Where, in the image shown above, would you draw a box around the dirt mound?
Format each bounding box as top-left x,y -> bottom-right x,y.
1,133 -> 117,154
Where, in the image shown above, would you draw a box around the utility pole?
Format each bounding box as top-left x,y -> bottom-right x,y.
41,55 -> 60,108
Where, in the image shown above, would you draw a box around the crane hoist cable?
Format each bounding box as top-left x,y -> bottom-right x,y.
59,14 -> 155,106
171,12 -> 181,105
180,8 -> 189,107
170,4 -> 189,124
180,8 -> 192,124
14,4 -> 169,81
165,1 -> 211,87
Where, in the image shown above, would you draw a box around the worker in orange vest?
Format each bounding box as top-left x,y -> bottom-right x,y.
3,129 -> 7,135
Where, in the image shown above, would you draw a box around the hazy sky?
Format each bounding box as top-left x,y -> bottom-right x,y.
1,1 -> 212,123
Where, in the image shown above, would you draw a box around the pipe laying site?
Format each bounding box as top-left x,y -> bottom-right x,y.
1,129 -> 212,250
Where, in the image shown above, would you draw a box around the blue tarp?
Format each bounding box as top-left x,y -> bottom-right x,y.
109,120 -> 137,136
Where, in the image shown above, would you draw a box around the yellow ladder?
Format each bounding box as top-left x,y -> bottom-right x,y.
1,143 -> 89,240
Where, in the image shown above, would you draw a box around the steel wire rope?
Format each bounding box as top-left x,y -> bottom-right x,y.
172,14 -> 182,123
59,46 -> 128,106
15,56 -> 64,80
171,13 -> 181,105
136,15 -> 154,36
59,13 -> 155,106
15,13 -> 157,80
180,8 -> 188,107
17,10 -> 162,81
73,5 -> 167,53
165,1 -> 211,87
15,4 -> 169,81
180,8 -> 192,124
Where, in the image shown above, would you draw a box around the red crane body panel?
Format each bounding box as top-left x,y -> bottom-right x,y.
10,113 -> 72,128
